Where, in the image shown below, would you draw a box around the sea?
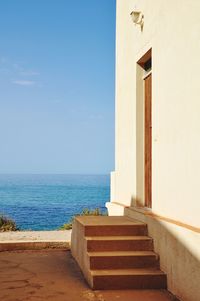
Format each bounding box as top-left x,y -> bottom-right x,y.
0,174 -> 110,231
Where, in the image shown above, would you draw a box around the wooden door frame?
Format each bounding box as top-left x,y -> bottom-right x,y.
136,48 -> 152,208
144,73 -> 152,208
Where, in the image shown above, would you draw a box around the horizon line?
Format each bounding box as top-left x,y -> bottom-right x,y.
0,172 -> 110,176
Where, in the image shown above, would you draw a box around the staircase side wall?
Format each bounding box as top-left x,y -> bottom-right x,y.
124,207 -> 200,301
71,219 -> 92,287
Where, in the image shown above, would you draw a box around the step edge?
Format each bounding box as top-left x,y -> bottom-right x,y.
85,236 -> 152,241
90,269 -> 166,276
87,251 -> 158,257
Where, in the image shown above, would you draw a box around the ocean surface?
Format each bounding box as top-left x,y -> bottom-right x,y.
0,174 -> 110,231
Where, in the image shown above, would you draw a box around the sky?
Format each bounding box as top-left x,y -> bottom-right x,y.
0,0 -> 116,174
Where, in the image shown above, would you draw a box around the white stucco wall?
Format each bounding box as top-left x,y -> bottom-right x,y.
109,0 -> 200,229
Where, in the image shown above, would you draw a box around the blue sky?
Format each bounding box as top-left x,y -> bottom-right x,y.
0,0 -> 116,174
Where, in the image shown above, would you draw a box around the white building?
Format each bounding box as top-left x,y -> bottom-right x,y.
106,1 -> 200,300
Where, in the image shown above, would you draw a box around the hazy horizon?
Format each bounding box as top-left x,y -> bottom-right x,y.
0,172 -> 110,175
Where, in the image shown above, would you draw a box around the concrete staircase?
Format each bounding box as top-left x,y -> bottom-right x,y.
71,216 -> 167,290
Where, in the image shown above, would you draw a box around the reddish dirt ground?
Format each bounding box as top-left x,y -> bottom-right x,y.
0,250 -> 179,301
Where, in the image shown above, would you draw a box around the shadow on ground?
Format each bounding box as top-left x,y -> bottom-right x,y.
0,250 -> 177,301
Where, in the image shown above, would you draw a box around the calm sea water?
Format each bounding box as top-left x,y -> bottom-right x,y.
0,174 -> 110,230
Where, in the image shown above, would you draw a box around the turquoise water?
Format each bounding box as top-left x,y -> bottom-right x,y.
0,174 -> 110,230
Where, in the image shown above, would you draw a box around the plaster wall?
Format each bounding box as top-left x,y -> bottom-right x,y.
109,0 -> 200,229
125,207 -> 200,301
71,219 -> 92,286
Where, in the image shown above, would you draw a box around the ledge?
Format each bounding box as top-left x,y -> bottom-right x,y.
108,202 -> 200,233
0,230 -> 71,251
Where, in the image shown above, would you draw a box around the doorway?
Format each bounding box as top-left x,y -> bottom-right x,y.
137,49 -> 152,208
144,73 -> 152,208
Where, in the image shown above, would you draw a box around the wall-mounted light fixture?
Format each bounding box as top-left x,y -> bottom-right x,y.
130,10 -> 144,29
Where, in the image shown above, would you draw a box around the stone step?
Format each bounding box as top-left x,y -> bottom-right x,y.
88,251 -> 159,269
90,268 -> 167,290
85,224 -> 148,237
86,236 -> 153,251
76,216 -> 148,236
71,216 -> 167,291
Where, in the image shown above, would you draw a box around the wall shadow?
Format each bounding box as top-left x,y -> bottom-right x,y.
123,206 -> 200,301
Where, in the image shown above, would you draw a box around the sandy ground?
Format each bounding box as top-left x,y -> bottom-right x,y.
0,250 -> 179,301
0,230 -> 71,242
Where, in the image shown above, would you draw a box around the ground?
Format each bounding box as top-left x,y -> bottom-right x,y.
0,250 -> 179,301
